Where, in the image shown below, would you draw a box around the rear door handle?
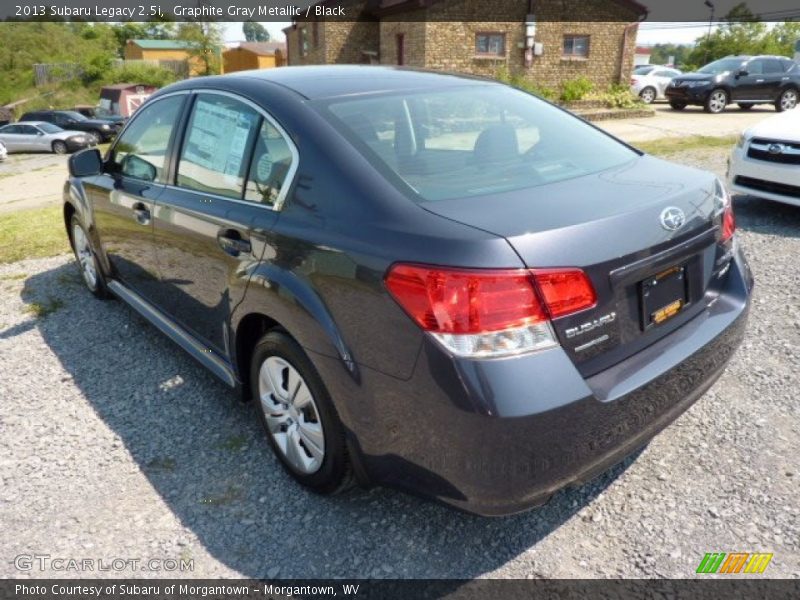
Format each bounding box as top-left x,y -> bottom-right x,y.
217,230 -> 252,256
132,202 -> 150,225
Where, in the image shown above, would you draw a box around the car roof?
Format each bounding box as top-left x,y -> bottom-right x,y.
234,65 -> 495,100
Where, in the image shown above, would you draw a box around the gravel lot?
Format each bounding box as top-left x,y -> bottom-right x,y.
1,147 -> 799,579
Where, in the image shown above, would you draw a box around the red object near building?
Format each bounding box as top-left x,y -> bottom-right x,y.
99,83 -> 158,118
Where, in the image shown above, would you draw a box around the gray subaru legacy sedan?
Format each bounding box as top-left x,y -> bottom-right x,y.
63,66 -> 752,515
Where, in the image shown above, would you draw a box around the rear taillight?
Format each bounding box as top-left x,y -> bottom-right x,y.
385,264 -> 596,357
721,202 -> 735,243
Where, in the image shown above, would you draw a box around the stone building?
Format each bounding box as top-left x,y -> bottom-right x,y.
283,0 -> 647,90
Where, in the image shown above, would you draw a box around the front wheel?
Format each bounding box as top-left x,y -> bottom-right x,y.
704,89 -> 728,114
776,88 -> 798,112
639,87 -> 657,104
669,100 -> 687,110
69,215 -> 110,298
52,140 -> 68,154
251,331 -> 354,494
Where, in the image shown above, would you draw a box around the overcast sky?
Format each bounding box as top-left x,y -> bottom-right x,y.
220,22 -> 719,48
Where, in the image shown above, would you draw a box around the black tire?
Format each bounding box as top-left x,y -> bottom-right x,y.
738,103 -> 754,111
704,88 -> 728,114
69,214 -> 110,299
250,331 -> 354,494
775,88 -> 798,112
669,100 -> 687,111
639,86 -> 657,104
52,140 -> 68,154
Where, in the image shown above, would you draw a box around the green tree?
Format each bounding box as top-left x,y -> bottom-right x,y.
243,21 -> 270,42
178,22 -> 222,76
689,3 -> 767,66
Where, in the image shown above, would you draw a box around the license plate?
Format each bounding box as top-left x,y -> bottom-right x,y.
640,264 -> 688,328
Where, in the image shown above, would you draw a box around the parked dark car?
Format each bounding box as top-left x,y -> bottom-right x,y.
666,55 -> 799,113
72,105 -> 126,126
63,67 -> 752,516
19,110 -> 121,144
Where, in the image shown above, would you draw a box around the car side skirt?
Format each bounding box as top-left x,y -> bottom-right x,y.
107,280 -> 237,388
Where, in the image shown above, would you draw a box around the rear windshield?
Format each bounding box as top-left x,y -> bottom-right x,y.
322,85 -> 637,202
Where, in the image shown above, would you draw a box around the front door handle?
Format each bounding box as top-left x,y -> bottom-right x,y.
132,202 -> 150,225
217,230 -> 252,256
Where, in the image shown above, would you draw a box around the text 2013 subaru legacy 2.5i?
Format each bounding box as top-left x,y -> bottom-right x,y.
64,67 -> 752,516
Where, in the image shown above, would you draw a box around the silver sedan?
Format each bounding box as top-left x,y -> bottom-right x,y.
0,121 -> 91,154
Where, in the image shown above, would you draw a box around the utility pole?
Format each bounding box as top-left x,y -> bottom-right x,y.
704,0 -> 715,65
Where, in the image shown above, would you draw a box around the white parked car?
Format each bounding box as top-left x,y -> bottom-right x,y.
630,66 -> 682,104
0,140 -> 7,161
728,108 -> 800,207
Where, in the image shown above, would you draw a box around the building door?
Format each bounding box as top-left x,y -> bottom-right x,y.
396,34 -> 405,66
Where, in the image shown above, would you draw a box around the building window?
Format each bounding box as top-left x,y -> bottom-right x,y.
563,35 -> 590,58
475,33 -> 505,57
299,26 -> 309,57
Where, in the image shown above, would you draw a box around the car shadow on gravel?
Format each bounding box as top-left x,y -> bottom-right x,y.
732,194 -> 800,239
20,262 -> 639,579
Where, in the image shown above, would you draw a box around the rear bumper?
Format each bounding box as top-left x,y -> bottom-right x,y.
311,244 -> 752,516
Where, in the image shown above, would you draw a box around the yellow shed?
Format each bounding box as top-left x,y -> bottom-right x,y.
124,39 -> 222,76
223,42 -> 286,74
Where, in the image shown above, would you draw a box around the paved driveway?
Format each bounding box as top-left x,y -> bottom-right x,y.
601,104 -> 783,143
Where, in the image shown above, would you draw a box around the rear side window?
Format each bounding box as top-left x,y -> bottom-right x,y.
177,94 -> 260,199
110,95 -> 184,183
243,119 -> 294,206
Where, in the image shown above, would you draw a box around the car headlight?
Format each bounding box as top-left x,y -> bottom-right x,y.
101,124 -> 110,130
736,132 -> 749,149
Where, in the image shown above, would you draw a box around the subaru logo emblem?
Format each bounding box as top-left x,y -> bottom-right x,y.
660,207 -> 686,231
768,143 -> 784,155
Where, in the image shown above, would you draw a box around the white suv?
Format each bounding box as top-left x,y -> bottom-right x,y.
728,109 -> 800,207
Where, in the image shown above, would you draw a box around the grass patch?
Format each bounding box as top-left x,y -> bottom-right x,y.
0,205 -> 70,264
216,434 -> 248,452
23,297 -> 64,318
635,135 -> 738,157
0,273 -> 28,281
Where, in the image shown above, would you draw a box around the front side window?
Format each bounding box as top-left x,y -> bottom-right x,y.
110,95 -> 184,183
475,33 -> 505,57
177,94 -> 260,199
37,122 -> 62,134
563,35 -> 589,58
325,85 -> 637,202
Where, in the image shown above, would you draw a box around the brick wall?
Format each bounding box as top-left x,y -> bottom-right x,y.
285,0 -> 640,91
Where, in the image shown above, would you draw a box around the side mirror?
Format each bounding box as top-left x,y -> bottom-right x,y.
737,68 -> 748,77
120,154 -> 157,182
68,148 -> 103,178
36,132 -> 44,136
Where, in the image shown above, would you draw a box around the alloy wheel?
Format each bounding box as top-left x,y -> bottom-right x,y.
258,356 -> 325,474
639,88 -> 656,104
780,90 -> 798,111
53,141 -> 67,154
71,222 -> 98,290
708,90 -> 727,113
